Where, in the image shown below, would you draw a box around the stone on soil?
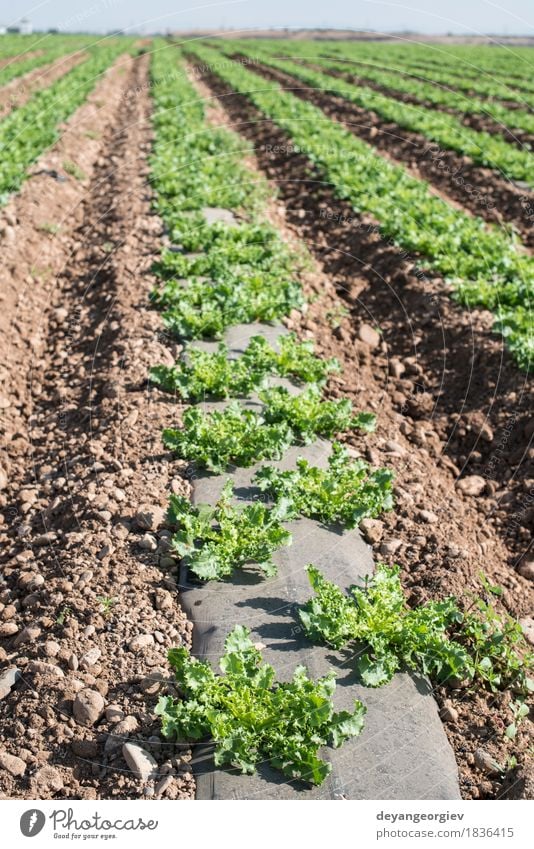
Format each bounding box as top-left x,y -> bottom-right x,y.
128,633 -> 154,652
73,688 -> 105,727
81,648 -> 102,669
358,323 -> 380,348
0,667 -> 21,700
517,561 -> 534,582
122,742 -> 158,782
32,765 -> 63,793
419,509 -> 438,523
519,617 -> 534,646
0,750 -> 26,777
359,518 -> 384,543
13,624 -> 41,646
456,476 -> 486,497
134,504 -> 166,531
474,749 -> 501,776
440,702 -> 459,723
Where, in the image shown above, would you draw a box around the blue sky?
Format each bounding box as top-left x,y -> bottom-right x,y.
1,0 -> 533,35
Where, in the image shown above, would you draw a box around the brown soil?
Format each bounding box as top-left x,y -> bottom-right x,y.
0,50 -> 44,71
303,60 -> 534,151
232,55 -> 534,246
185,56 -> 534,800
0,51 -> 88,118
0,53 -> 193,800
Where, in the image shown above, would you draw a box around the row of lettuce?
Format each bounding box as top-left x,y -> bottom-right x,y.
311,40 -> 534,109
0,34 -> 97,89
388,52 -> 534,97
298,39 -> 532,88
0,33 -> 82,59
240,39 -> 534,137
0,36 -> 137,205
147,44 -> 533,787
225,42 -> 534,188
185,42 -> 533,371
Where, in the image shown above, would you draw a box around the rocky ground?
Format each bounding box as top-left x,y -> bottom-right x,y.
0,52 -> 193,800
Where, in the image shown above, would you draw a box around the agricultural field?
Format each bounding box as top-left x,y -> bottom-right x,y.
0,32 -> 532,806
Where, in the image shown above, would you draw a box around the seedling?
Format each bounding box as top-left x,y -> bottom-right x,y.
254,442 -> 393,527
97,596 -> 117,618
150,333 -> 339,399
62,160 -> 86,181
299,565 -> 534,693
157,624 -> 366,785
167,480 -> 292,580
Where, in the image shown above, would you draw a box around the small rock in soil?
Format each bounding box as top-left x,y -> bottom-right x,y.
517,561 -> 534,582
519,617 -> 534,646
380,538 -> 403,557
456,476 -> 486,497
139,533 -> 158,552
359,518 -> 384,544
14,623 -> 41,646
419,509 -> 438,524
27,660 -> 64,678
122,742 -> 158,782
406,393 -> 434,417
73,688 -> 105,727
44,641 -> 60,657
134,504 -> 166,531
0,750 -> 26,777
81,648 -> 102,669
389,359 -> 405,379
32,765 -> 63,793
439,702 -> 459,723
0,667 -> 21,700
140,670 -> 166,695
114,715 -> 138,735
358,323 -> 380,348
155,774 -> 174,798
129,633 -> 154,652
384,440 -> 405,456
105,704 -> 124,723
154,588 -> 173,611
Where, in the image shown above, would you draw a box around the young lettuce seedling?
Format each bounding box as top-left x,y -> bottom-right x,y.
157,624 -> 366,786
299,565 -> 534,693
167,480 -> 292,580
163,392 -> 376,473
254,442 -> 393,528
150,333 -> 339,399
